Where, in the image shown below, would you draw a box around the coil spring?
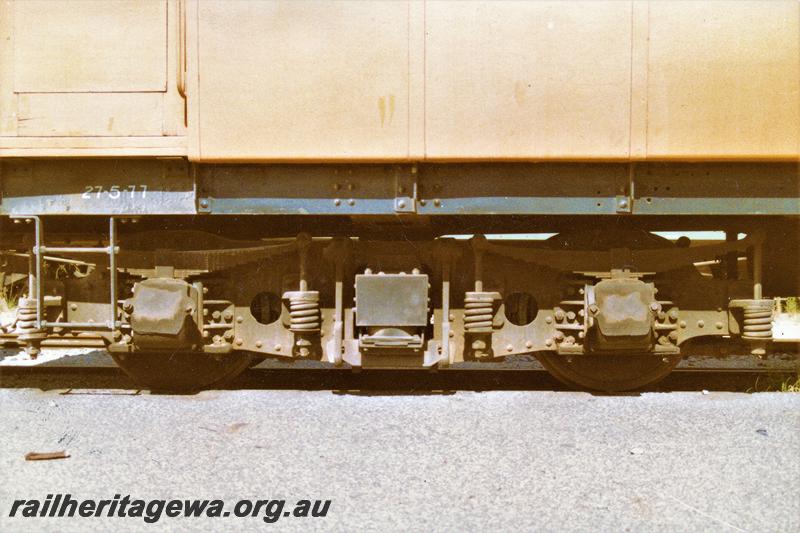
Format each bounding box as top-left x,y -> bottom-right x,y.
14,297 -> 46,355
464,292 -> 495,333
287,291 -> 320,332
742,303 -> 772,340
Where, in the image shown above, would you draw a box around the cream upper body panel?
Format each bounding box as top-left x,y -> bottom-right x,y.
0,0 -> 797,161
192,0 -> 415,161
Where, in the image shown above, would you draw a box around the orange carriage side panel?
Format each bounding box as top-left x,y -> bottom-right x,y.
423,1 -> 634,161
192,0 -> 417,161
644,1 -> 800,160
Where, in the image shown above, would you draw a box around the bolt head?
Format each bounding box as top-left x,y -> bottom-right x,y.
397,200 -> 406,209
274,344 -> 282,351
545,338 -> 553,347
199,199 -> 209,208
255,341 -> 263,348
235,338 -> 243,346
697,320 -> 705,328
347,199 -> 355,206
525,341 -> 533,349
650,302 -> 661,312
715,321 -> 723,330
506,344 -> 513,352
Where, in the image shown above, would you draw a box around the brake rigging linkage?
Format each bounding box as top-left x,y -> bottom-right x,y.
323,237 -> 350,366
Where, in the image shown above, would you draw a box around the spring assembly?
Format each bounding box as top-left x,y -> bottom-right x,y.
742,302 -> 772,340
14,297 -> 46,356
464,292 -> 495,333
285,291 -> 321,333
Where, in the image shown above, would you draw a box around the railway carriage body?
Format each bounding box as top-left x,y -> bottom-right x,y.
1,0 -> 798,390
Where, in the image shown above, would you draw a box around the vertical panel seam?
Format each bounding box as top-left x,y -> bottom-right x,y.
423,0 -> 427,160
628,1 -> 634,160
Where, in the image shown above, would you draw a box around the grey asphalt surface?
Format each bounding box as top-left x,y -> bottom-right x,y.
0,382 -> 798,532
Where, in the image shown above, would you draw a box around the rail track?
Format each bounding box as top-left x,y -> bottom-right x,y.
1,349 -> 796,393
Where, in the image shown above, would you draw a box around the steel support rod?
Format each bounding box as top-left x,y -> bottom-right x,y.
332,261 -> 344,365
33,217 -> 43,329
753,242 -> 763,300
39,247 -> 114,254
725,230 -> 738,280
441,259 -> 451,366
297,233 -> 310,292
42,321 -> 114,329
109,217 -> 117,329
471,234 -> 488,292
474,249 -> 484,293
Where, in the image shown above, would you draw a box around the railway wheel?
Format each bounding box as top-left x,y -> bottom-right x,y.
111,352 -> 254,392
536,353 -> 682,392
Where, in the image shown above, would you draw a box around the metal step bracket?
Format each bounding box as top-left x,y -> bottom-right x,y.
11,215 -> 119,331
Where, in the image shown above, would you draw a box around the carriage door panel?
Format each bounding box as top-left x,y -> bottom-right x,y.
6,0 -> 176,138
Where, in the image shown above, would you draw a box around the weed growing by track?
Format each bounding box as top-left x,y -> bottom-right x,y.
748,373 -> 800,393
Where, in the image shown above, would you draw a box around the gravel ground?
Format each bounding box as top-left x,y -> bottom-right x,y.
0,385 -> 797,532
